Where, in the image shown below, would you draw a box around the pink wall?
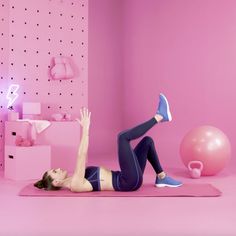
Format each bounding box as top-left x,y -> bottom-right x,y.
1,0 -> 235,172
88,0 -> 123,158
123,0 -> 236,168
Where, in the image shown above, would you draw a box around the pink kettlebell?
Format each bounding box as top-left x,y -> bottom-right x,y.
188,161 -> 203,179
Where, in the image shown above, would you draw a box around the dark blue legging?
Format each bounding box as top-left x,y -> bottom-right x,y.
113,117 -> 163,191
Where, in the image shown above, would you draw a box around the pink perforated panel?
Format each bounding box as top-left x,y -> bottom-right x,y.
0,0 -> 88,170
0,0 -> 10,170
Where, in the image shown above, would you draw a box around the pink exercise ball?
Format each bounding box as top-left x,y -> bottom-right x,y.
180,126 -> 231,176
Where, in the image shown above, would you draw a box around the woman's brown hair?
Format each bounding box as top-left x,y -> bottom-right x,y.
34,171 -> 61,191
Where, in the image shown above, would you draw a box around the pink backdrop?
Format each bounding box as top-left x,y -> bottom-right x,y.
0,0 -> 235,173
88,0 -> 123,159
89,0 -> 235,172
0,2 -> 235,236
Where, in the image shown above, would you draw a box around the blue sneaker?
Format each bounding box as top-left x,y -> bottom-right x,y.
156,93 -> 172,122
155,176 -> 183,188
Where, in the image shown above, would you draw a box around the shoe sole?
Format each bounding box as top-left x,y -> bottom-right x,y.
160,93 -> 172,121
155,183 -> 183,188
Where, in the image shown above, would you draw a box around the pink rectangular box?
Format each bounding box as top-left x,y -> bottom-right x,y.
7,111 -> 19,121
22,102 -> 41,115
4,145 -> 51,180
5,121 -> 30,145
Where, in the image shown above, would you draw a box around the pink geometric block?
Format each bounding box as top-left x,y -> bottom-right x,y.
7,111 -> 19,121
22,102 -> 41,115
4,145 -> 51,180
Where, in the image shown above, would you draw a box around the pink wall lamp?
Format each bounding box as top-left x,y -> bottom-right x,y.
6,84 -> 20,121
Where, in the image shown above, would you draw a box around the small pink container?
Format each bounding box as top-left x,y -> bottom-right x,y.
22,102 -> 41,115
8,111 -> 19,121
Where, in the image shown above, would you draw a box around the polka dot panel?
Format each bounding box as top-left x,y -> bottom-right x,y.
0,0 -> 88,169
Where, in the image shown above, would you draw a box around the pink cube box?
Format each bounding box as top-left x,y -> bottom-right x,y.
7,111 -> 19,121
5,121 -> 30,145
22,102 -> 41,115
4,145 -> 51,180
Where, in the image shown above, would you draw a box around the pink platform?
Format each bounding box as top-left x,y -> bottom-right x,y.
4,145 -> 51,180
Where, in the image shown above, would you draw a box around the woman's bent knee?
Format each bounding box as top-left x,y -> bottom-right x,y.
143,136 -> 154,144
119,175 -> 143,191
128,176 -> 143,191
118,130 -> 129,141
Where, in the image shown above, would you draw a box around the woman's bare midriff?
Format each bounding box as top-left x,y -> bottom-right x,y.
99,166 -> 115,191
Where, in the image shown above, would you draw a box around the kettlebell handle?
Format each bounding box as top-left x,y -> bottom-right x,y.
188,160 -> 203,171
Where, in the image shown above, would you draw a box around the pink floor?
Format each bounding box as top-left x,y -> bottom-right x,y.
0,157 -> 235,236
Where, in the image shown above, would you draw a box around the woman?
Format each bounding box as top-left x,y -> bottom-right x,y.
34,93 -> 182,192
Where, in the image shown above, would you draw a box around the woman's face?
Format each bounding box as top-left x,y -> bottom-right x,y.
48,168 -> 67,181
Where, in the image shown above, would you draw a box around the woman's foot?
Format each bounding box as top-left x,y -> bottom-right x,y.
156,93 -> 172,122
155,175 -> 183,188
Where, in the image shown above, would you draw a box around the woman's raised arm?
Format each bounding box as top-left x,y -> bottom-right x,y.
70,108 -> 91,191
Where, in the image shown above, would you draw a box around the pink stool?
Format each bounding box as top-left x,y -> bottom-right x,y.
4,145 -> 51,180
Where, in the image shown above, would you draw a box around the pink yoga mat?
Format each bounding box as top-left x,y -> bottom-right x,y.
19,183 -> 221,197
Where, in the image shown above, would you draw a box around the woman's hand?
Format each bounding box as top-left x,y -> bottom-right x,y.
76,107 -> 91,131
